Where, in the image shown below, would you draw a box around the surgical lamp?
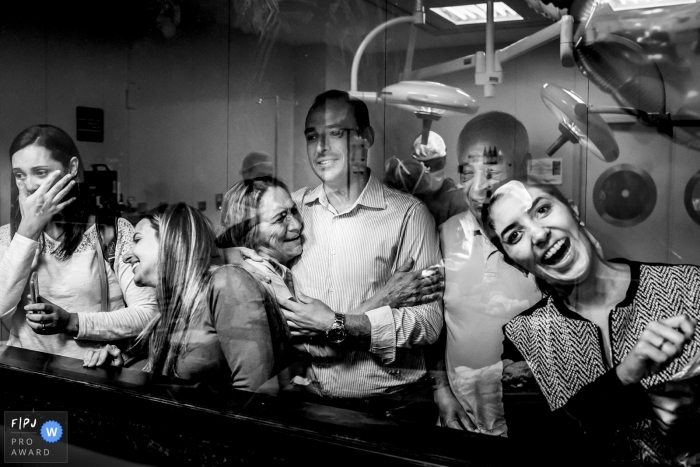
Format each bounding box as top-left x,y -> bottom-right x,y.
541,83 -> 620,162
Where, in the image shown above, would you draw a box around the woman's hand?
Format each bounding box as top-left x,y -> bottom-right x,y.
221,247 -> 271,284
374,259 -> 445,309
647,380 -> 699,436
616,315 -> 697,386
434,385 -> 476,431
25,295 -> 76,335
280,293 -> 335,338
83,345 -> 124,368
16,171 -> 76,241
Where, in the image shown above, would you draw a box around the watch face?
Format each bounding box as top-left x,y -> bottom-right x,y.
326,323 -> 347,344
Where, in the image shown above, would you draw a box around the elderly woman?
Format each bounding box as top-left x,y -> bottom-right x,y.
216,176 -> 444,358
482,180 -> 699,464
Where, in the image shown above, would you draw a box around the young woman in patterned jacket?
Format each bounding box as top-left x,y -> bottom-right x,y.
483,180 -> 699,465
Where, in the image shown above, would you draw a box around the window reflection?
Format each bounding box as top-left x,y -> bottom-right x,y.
1,0 -> 700,465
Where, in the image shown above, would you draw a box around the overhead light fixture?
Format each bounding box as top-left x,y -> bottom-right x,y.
608,0 -> 696,11
431,3 -> 524,25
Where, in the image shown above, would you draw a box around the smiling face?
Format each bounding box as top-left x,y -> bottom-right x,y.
11,144 -> 78,195
304,98 -> 370,185
459,142 -> 514,223
126,218 -> 160,287
489,182 -> 594,287
255,187 -> 303,266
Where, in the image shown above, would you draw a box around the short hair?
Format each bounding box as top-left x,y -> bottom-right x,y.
307,90 -> 371,130
216,176 -> 291,251
457,111 -> 529,177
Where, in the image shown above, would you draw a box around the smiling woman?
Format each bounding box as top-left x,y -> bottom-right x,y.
482,181 -> 700,464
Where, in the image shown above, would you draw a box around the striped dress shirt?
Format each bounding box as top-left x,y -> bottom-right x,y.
291,175 -> 443,398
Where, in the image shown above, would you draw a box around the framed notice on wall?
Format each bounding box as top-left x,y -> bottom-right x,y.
76,106 -> 104,142
528,158 -> 562,185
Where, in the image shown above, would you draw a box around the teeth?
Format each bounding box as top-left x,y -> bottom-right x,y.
544,239 -> 565,260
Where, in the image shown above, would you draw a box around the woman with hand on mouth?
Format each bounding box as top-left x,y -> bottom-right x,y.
87,203 -> 289,394
0,124 -> 156,359
482,180 -> 700,465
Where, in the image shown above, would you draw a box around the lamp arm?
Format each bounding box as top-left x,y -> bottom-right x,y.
496,17 -> 571,65
351,0 -> 425,93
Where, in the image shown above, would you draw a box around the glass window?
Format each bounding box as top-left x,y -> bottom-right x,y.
1,1 -> 699,465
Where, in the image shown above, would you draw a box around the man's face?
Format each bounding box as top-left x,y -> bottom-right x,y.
304,99 -> 368,185
459,141 -> 515,223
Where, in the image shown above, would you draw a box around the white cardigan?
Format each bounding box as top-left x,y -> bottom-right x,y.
0,218 -> 157,359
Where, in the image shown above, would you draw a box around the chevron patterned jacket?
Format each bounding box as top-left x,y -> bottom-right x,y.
504,260 -> 700,464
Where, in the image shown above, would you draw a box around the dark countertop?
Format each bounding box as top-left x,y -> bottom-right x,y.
0,345 -> 536,467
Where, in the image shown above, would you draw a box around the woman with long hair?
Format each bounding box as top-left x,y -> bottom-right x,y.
482,180 -> 699,464
104,203 -> 288,391
0,124 -> 157,359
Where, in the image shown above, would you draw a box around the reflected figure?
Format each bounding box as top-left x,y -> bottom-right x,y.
411,131 -> 468,227
0,124 -> 157,359
429,112 -> 541,435
241,151 -> 274,181
484,181 -> 700,464
89,204 -> 290,394
272,90 -> 443,415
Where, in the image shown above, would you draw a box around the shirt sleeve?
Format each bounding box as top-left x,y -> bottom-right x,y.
209,266 -> 279,393
556,369 -> 651,435
76,219 -> 158,340
366,202 -> 443,364
0,233 -> 39,321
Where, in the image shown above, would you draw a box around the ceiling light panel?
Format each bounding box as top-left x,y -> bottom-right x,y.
431,3 -> 524,25
608,0 -> 696,10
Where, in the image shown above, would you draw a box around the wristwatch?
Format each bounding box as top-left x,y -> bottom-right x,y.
326,312 -> 347,344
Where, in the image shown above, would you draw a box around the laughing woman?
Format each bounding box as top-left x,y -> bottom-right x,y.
108,204 -> 288,393
482,181 -> 700,465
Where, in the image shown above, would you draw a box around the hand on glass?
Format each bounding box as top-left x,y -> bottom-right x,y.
16,171 -> 76,241
25,295 -> 72,335
616,315 -> 697,386
279,293 -> 335,338
222,247 -> 271,284
647,380 -> 699,436
434,385 -> 477,431
377,258 -> 444,308
83,344 -> 124,368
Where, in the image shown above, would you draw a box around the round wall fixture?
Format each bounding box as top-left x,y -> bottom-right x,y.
684,170 -> 700,226
593,164 -> 656,227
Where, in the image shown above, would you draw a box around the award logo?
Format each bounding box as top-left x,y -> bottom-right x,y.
4,411 -> 68,463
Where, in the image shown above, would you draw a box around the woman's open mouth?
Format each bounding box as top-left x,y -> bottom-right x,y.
284,234 -> 300,243
542,238 -> 571,266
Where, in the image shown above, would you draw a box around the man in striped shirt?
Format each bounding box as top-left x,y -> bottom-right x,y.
280,90 -> 443,405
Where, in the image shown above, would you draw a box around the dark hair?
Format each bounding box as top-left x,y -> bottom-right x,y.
216,176 -> 291,250
9,124 -> 88,258
307,90 -> 371,131
481,182 -> 581,297
457,111 -> 530,179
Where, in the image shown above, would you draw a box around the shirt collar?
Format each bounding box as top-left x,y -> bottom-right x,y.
303,173 -> 386,211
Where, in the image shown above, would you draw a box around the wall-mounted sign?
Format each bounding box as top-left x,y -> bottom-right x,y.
527,158 -> 562,185
593,164 -> 656,227
76,106 -> 104,142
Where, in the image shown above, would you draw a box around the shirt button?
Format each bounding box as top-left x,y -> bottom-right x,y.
331,250 -> 336,255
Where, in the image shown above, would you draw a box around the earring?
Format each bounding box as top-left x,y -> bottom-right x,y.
579,221 -> 585,227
